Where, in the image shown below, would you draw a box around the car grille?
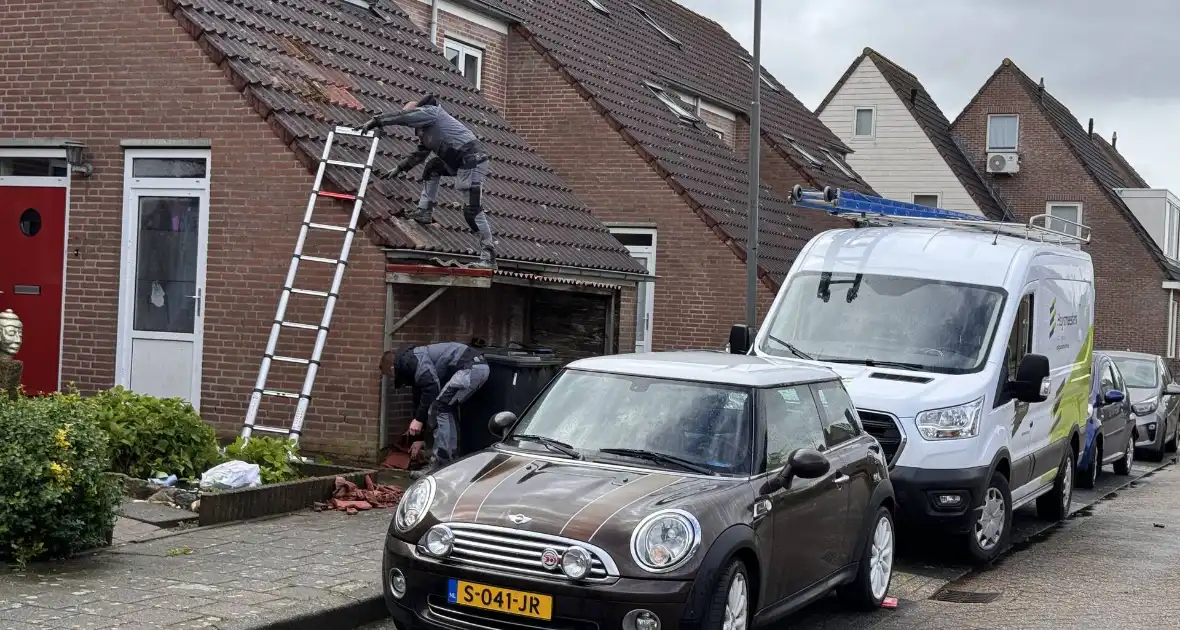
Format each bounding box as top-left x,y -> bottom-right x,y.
444,523 -> 616,583
427,595 -> 599,630
858,410 -> 904,466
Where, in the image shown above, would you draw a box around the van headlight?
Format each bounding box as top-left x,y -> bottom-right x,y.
395,476 -> 436,533
916,397 -> 984,440
630,510 -> 700,573
1133,398 -> 1158,416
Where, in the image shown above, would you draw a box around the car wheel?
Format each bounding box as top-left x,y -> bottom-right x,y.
703,559 -> 748,630
1078,440 -> 1099,489
1037,445 -> 1075,521
1114,436 -> 1135,475
966,471 -> 1012,565
837,506 -> 895,611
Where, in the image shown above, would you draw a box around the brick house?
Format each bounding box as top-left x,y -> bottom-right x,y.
950,58 -> 1180,360
816,48 -> 1009,220
390,0 -> 878,351
0,0 -> 647,462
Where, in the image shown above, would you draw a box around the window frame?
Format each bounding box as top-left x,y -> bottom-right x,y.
811,380 -> 864,449
987,114 -> 1020,152
912,193 -> 941,208
1045,202 -> 1083,238
442,37 -> 484,90
997,292 -> 1035,407
784,136 -> 822,166
853,107 -> 875,139
820,148 -> 855,178
743,60 -> 781,93
584,0 -> 610,14
645,83 -> 700,123
757,384 -> 828,475
630,4 -> 682,47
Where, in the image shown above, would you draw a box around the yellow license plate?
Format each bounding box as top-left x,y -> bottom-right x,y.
447,579 -> 553,620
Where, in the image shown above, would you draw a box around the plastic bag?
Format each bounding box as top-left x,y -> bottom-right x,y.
199,460 -> 262,491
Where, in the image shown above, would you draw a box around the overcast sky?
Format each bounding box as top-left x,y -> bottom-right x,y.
675,0 -> 1180,194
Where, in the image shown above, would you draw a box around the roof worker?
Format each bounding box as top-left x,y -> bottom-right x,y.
360,94 -> 497,270
380,342 -> 491,479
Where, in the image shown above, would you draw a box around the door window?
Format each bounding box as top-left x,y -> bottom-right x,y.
760,386 -> 826,472
1005,294 -> 1034,377
813,381 -> 862,447
133,196 -> 200,334
1099,361 -> 1117,396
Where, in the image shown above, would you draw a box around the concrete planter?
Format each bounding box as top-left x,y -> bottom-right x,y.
197,462 -> 378,526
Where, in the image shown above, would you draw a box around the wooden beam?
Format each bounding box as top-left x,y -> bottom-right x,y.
388,287 -> 450,337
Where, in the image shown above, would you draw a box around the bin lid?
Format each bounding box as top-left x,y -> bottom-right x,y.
485,353 -> 563,368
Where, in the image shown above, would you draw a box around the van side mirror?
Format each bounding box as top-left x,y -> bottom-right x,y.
763,448 -> 830,493
1165,383 -> 1180,396
489,411 -> 517,438
729,325 -> 751,355
1102,390 -> 1125,405
1006,353 -> 1051,403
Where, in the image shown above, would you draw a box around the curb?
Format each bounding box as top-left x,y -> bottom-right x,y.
231,593 -> 388,630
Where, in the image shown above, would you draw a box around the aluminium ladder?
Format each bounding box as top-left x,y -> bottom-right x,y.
241,126 -> 380,445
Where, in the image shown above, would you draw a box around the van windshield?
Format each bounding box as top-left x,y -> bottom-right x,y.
761,272 -> 1007,374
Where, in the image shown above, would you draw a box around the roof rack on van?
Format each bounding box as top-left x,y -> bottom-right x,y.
789,186 -> 1092,245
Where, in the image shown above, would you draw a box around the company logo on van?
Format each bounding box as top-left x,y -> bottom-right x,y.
1048,297 -> 1078,339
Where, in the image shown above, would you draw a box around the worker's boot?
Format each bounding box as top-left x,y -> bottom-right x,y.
405,203 -> 435,226
467,247 -> 497,270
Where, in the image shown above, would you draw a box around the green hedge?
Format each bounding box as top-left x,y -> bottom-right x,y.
0,392 -> 122,565
91,387 -> 221,481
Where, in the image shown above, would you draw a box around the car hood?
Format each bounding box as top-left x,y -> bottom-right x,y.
424,449 -> 750,574
1126,387 -> 1157,404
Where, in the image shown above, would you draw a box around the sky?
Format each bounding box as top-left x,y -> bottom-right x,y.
674,0 -> 1180,194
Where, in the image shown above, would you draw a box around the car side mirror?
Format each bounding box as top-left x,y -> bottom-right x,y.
1165,383 -> 1180,396
489,411 -> 517,438
764,448 -> 830,493
1103,389 -> 1125,405
729,324 -> 751,355
1006,353 -> 1051,403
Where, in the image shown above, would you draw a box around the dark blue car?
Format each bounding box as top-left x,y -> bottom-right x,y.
1077,352 -> 1136,489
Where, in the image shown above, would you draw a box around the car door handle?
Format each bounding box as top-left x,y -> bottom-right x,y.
868,444 -> 881,454
833,473 -> 850,485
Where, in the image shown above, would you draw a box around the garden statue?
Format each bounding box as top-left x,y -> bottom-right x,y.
0,309 -> 23,399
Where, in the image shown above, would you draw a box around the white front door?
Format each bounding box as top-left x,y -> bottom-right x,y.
116,151 -> 210,409
609,228 -> 656,354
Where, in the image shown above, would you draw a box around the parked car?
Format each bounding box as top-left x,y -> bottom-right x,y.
1105,350 -> 1180,461
382,352 -> 897,629
1077,352 -> 1135,488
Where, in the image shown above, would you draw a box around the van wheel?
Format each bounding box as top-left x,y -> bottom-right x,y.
1037,445 -> 1075,521
837,506 -> 894,611
1114,436 -> 1134,475
1078,441 -> 1099,489
965,471 -> 1011,565
702,559 -> 748,630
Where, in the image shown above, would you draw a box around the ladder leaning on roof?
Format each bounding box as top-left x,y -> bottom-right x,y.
240,126 -> 380,445
788,185 -> 1092,246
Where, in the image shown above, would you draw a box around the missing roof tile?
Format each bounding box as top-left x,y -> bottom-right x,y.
821,148 -> 855,178
744,60 -> 780,92
785,136 -> 822,166
630,3 -> 682,47
585,0 -> 611,15
645,81 -> 699,123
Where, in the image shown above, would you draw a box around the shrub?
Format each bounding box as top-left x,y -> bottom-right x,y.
224,436 -> 300,484
0,392 -> 122,564
90,387 -> 221,481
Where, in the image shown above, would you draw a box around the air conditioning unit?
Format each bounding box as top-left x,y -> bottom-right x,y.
986,152 -> 1020,174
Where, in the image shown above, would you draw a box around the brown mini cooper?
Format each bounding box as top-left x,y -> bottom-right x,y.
383,352 -> 896,629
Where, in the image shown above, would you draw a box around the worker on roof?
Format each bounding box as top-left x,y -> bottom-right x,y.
360,94 -> 497,270
380,342 -> 491,479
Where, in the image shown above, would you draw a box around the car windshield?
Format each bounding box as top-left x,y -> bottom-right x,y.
506,369 -> 752,475
761,272 -> 1007,374
1112,357 -> 1158,389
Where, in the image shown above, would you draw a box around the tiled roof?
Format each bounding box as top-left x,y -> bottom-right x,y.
1093,133 -> 1150,189
492,0 -> 877,283
815,48 -> 1010,221
164,0 -> 646,275
969,59 -> 1180,280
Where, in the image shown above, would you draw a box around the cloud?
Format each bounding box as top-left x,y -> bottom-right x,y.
674,0 -> 1180,192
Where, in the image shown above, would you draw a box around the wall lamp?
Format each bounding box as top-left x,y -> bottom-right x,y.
63,141 -> 93,178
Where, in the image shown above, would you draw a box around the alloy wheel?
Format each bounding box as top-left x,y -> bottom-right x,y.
869,515 -> 894,601
723,572 -> 748,630
1126,439 -> 1134,469
1061,456 -> 1073,514
975,487 -> 1005,550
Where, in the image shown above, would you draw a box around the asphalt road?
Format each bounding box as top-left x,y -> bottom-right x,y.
362,455 -> 1178,629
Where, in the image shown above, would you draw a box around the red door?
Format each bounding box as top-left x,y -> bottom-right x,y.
0,186 -> 67,395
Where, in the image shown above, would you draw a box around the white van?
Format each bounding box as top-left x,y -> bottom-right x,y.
733,190 -> 1094,563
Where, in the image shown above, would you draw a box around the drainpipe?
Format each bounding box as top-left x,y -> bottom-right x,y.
430,0 -> 440,47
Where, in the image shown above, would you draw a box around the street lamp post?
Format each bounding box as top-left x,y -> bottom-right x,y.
746,0 -> 763,332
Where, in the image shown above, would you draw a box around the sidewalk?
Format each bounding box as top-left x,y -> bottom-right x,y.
0,509 -> 390,630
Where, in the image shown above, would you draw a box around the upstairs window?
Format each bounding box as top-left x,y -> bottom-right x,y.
646,82 -> 699,123
912,193 -> 941,208
987,114 -> 1020,151
630,4 -> 681,47
444,38 -> 483,89
854,107 -> 875,138
1046,202 -> 1082,237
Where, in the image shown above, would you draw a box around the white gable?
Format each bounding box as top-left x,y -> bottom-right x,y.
818,57 -> 984,216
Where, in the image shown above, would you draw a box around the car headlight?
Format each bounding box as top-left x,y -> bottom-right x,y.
630,509 -> 701,573
395,476 -> 436,533
1133,398 -> 1158,416
916,397 -> 984,440
422,524 -> 454,557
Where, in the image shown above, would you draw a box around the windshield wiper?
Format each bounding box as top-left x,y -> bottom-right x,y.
510,434 -> 582,459
824,358 -> 927,372
765,334 -> 814,360
598,448 -> 716,475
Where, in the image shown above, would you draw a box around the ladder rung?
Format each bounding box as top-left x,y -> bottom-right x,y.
251,425 -> 291,435
271,356 -> 310,365
262,389 -> 302,399
299,255 -> 341,265
289,288 -> 330,298
307,222 -> 349,233
280,321 -> 320,331
317,190 -> 357,201
325,159 -> 367,169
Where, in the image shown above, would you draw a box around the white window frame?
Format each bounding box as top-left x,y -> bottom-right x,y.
0,147 -> 72,391
743,60 -> 780,92
443,38 -> 484,90
116,148 -> 212,410
1045,202 -> 1083,238
610,227 -> 657,353
987,114 -> 1020,151
584,0 -> 610,14
820,149 -> 855,178
630,4 -> 681,46
912,193 -> 942,208
646,83 -> 699,123
853,107 -> 875,139
784,137 -> 821,166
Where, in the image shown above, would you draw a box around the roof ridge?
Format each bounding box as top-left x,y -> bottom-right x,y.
862,47 -> 919,82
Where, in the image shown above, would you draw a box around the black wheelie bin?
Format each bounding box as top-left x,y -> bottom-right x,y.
459,346 -> 563,454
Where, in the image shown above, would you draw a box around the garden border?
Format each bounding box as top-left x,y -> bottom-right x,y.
197,462 -> 379,526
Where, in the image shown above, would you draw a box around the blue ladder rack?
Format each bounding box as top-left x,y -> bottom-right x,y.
787,186 -> 1091,244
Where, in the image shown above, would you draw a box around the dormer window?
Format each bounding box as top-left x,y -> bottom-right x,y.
630,4 -> 681,47
585,0 -> 610,14
646,82 -> 699,123
820,148 -> 855,178
743,60 -> 780,92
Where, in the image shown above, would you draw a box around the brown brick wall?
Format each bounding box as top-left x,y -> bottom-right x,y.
393,0 -> 508,112
504,31 -> 776,349
0,0 -> 390,461
952,65 -> 1171,357
699,109 -> 736,151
